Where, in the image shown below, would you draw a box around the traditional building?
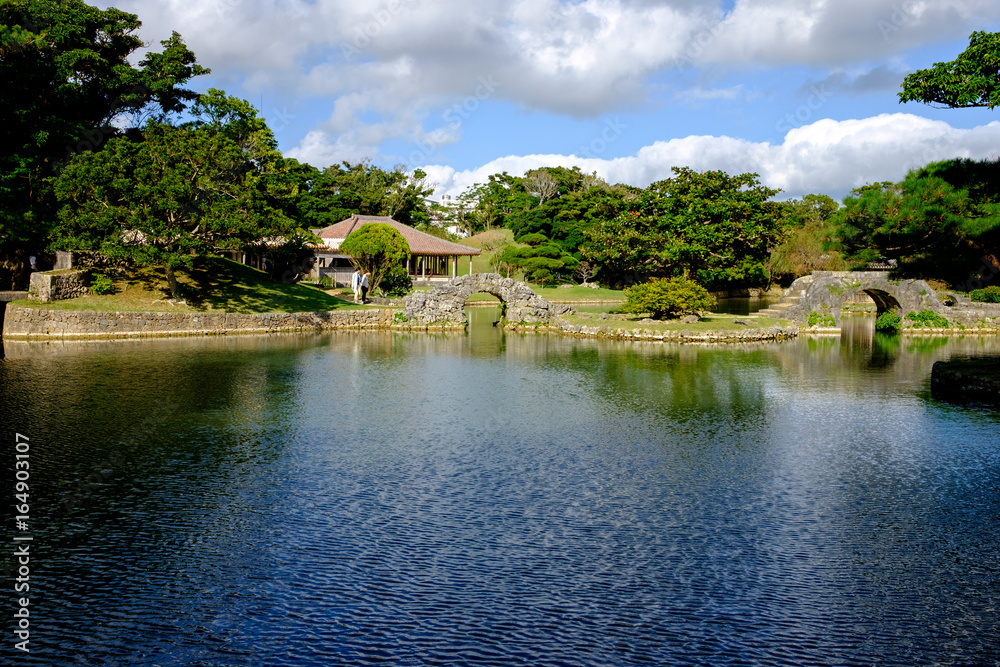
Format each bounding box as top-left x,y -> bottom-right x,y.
311,215 -> 480,286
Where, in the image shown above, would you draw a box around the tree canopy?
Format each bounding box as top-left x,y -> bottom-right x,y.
291,160 -> 432,230
51,90 -> 301,297
338,223 -> 412,295
583,167 -> 785,289
0,0 -> 207,287
835,158 -> 1000,285
899,31 -> 1000,110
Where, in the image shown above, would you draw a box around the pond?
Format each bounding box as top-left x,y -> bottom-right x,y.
2,310 -> 999,666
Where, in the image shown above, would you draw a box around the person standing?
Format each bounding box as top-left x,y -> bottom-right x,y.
360,271 -> 370,304
351,268 -> 362,302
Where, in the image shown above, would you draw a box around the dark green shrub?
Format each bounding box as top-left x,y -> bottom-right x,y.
318,275 -> 333,288
904,310 -> 949,328
90,273 -> 114,295
621,276 -> 716,319
875,311 -> 902,332
970,285 -> 1000,303
379,264 -> 413,297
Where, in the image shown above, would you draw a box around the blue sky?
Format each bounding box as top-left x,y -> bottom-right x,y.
100,0 -> 1000,200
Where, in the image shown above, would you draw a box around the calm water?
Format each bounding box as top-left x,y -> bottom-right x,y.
2,310 -> 1000,666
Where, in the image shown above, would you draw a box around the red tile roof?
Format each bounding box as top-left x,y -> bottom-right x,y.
313,215 -> 480,256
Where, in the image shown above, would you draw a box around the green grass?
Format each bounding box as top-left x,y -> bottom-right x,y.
558,312 -> 791,333
16,257 -> 364,314
531,285 -> 623,302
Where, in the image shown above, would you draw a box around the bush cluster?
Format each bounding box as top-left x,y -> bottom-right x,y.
875,311 -> 902,332
379,264 -> 413,297
621,276 -> 715,320
904,310 -> 949,328
970,285 -> 1000,303
89,273 -> 114,295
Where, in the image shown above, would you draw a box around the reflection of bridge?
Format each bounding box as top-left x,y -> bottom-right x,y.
403,274 -> 572,325
758,271 -> 952,326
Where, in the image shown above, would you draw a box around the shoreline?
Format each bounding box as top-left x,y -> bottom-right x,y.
4,304 -> 997,343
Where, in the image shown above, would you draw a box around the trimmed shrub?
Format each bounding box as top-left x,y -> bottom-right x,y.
90,273 -> 114,295
970,285 -> 1000,303
378,264 -> 413,297
905,310 -> 949,328
875,311 -> 902,332
621,276 -> 716,320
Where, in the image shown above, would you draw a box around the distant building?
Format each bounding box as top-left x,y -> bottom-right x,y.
311,215 -> 480,286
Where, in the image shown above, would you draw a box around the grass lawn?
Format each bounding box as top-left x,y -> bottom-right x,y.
16,256 -> 364,314
557,311 -> 793,332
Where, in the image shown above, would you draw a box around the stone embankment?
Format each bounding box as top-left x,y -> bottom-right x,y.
2,305 -> 396,339
931,358 -> 1000,405
508,319 -> 800,343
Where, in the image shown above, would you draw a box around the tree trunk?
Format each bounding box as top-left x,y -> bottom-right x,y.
165,264 -> 180,299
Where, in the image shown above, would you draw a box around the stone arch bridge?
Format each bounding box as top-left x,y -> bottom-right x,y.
403,273 -> 573,325
760,271 -> 952,326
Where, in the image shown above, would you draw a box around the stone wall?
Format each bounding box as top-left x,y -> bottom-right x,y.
29,270 -> 90,302
512,319 -> 800,343
2,305 -> 396,339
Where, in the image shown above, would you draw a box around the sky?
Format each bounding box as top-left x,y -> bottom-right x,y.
96,0 -> 1000,201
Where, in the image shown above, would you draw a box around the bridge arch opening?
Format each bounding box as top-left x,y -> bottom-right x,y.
859,288 -> 901,316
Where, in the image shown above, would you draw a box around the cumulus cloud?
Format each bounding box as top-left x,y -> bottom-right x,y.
421,115 -> 1000,200
96,0 -> 1000,167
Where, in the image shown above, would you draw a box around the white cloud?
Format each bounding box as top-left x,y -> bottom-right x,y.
421,114 -> 1000,200
96,0 -> 1000,167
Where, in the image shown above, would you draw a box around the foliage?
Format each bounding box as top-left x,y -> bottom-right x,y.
318,276 -> 333,288
807,310 -> 836,327
898,31 -> 1000,109
583,167 -> 785,289
971,285 -> 1000,302
620,276 -> 716,320
495,234 -> 578,285
0,0 -> 208,288
290,159 -> 432,229
489,244 -> 521,278
768,194 -> 847,282
378,263 -> 413,297
338,223 -> 411,295
905,310 -> 949,328
875,311 -> 902,332
835,159 -> 1000,284
89,273 -> 113,295
51,90 -> 300,297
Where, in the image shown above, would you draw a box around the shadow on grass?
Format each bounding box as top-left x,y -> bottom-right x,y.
156,257 -> 358,314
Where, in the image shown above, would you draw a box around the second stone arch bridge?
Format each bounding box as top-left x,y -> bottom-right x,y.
759,271 -> 955,326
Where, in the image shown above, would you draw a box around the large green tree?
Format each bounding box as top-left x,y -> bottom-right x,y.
767,194 -> 846,282
338,223 -> 411,295
51,90 -> 301,297
293,160 -> 432,229
836,159 -> 1000,285
899,31 -> 1000,109
0,0 -> 207,287
584,167 -> 785,289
